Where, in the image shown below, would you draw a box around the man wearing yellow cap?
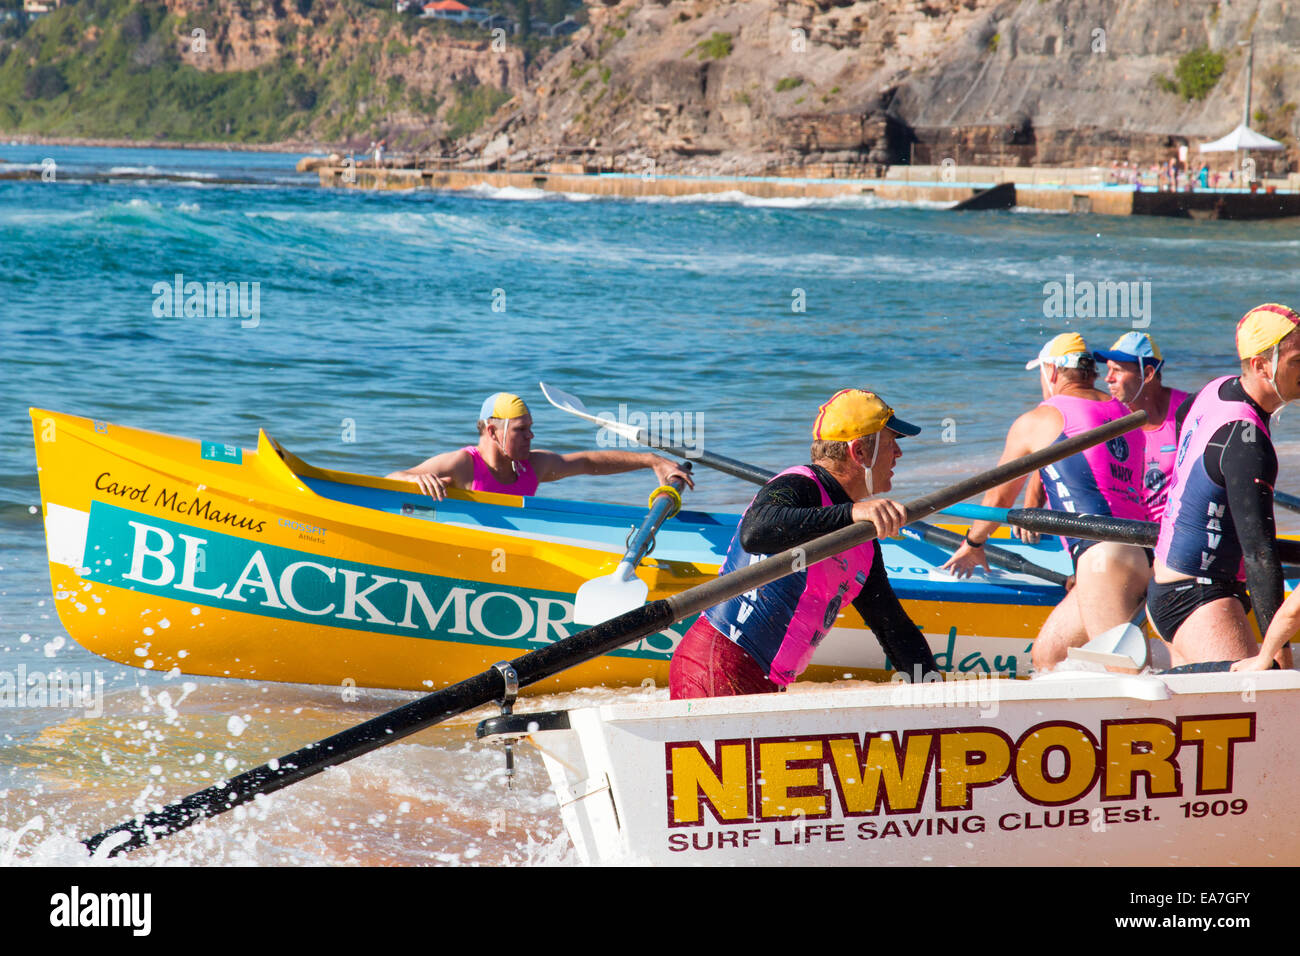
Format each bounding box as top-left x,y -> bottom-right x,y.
942,332 -> 1149,671
669,388 -> 939,699
387,392 -> 693,499
1150,304 -> 1300,668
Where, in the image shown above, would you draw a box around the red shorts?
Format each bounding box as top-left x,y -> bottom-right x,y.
669,616 -> 781,700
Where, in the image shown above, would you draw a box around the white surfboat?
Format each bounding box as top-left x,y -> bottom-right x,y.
481,668 -> 1300,865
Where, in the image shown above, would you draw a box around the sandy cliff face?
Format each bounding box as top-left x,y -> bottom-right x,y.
469,0 -> 1299,173
160,0 -> 530,149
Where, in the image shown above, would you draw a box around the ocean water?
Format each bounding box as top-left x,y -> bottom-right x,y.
2,143 -> 1298,867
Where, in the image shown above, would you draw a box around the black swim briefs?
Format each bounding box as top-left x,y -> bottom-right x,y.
1146,576 -> 1250,644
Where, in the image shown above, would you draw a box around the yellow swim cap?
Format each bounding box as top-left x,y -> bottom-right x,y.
1236,304 -> 1300,359
812,388 -> 920,441
1025,332 -> 1090,370
479,393 -> 530,421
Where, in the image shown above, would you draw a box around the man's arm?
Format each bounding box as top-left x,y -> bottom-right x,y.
385,449 -> 474,500
1233,582 -> 1300,671
1013,471 -> 1046,543
1216,421 -> 1284,636
530,449 -> 695,489
739,474 -> 852,553
942,406 -> 1058,577
852,543 -> 940,681
738,473 -> 905,555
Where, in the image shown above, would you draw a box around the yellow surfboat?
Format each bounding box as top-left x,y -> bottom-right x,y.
30,408 -> 1071,694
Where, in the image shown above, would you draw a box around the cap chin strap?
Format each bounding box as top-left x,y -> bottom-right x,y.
860,434 -> 881,498
495,419 -> 521,476
1268,343 -> 1288,418
1131,358 -> 1147,403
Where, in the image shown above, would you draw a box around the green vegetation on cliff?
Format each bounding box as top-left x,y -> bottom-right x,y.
1,0 -> 320,140
1154,47 -> 1225,101
0,0 -> 553,144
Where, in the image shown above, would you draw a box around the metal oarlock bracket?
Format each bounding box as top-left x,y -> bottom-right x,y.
492,661 -> 519,788
624,524 -> 659,560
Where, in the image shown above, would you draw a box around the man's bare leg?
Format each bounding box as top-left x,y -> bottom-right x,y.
1073,542 -> 1150,639
1032,589 -> 1086,672
1170,598 -> 1257,667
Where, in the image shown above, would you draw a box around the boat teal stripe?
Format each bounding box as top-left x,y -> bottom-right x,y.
80,501 -> 684,659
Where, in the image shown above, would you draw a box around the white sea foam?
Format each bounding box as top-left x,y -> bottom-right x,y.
108,165 -> 219,179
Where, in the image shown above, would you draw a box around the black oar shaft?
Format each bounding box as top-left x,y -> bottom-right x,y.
651,436 -> 1070,588
645,435 -> 774,486
905,521 -> 1069,587
1005,508 -> 1157,547
83,410 -> 1144,858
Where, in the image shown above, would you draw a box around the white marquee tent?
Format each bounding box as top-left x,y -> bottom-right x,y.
1199,124 -> 1286,152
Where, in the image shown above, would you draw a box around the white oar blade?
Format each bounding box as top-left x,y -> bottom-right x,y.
573,572 -> 650,626
539,381 -> 644,442
539,381 -> 589,417
1067,622 -> 1147,671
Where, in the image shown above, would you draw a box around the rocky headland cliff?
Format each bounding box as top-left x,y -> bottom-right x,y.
3,0 -> 1296,173
468,0 -> 1299,175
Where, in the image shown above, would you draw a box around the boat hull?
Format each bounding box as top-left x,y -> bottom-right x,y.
520,670 -> 1300,865
30,409 -> 1068,693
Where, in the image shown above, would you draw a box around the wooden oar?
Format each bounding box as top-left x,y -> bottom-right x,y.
940,504 -> 1158,547
545,382 -> 1068,588
539,381 -> 773,485
573,468 -> 690,625
81,410 -> 1144,858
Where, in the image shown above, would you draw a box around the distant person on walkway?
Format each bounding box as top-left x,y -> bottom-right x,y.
387,392 -> 693,499
1149,304 -> 1300,668
942,333 -> 1148,671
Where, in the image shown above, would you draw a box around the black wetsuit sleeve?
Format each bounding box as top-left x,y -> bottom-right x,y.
1206,417 -> 1282,634
739,468 -> 937,680
850,543 -> 940,681
1174,391 -> 1195,435
738,473 -> 854,553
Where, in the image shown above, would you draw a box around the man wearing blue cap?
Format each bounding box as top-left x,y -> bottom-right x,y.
942,333 -> 1150,672
387,392 -> 693,499
1093,332 -> 1189,524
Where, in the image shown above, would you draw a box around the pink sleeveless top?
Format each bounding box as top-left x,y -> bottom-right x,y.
1139,388 -> 1189,523
705,466 -> 874,686
1039,395 -> 1146,519
463,446 -> 539,496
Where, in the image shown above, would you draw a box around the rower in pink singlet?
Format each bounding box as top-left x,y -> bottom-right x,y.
461,445 -> 539,496
1093,331 -> 1189,523
386,391 -> 694,502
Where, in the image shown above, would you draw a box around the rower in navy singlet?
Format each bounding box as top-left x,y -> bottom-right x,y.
1149,304 -> 1300,668
668,388 -> 939,699
943,333 -> 1151,671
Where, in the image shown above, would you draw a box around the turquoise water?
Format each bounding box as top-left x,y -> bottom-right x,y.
1,143 -> 1298,865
